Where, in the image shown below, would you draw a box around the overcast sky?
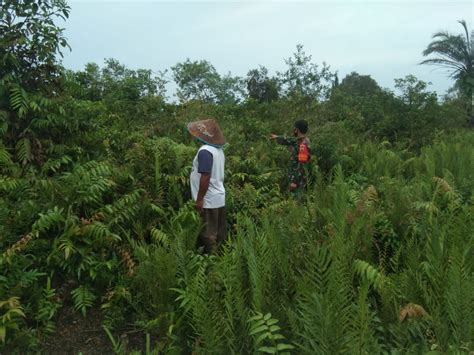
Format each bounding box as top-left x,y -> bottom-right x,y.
62,1 -> 473,97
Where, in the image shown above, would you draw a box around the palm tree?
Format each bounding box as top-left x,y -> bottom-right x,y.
421,20 -> 473,126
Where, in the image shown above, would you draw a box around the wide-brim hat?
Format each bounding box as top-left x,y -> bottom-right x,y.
187,119 -> 225,146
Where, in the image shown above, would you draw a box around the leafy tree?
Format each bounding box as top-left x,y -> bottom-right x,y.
101,59 -> 167,101
394,75 -> 440,145
172,59 -> 243,104
66,60 -> 168,102
172,59 -> 219,102
246,66 -> 280,103
333,72 -> 339,87
0,0 -> 70,89
325,72 -> 393,132
62,58 -> 169,136
0,0 -> 70,164
215,73 -> 245,105
338,72 -> 382,97
421,20 -> 473,125
64,63 -> 103,101
279,44 -> 335,102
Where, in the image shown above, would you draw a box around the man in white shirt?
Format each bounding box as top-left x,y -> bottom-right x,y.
187,119 -> 226,254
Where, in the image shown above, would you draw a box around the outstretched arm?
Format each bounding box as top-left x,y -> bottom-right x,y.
270,134 -> 294,146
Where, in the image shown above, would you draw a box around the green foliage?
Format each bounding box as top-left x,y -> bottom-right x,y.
103,325 -> 127,354
35,277 -> 61,335
394,75 -> 441,145
338,72 -> 382,96
1,8 -> 473,353
0,0 -> 72,166
128,243 -> 177,324
248,312 -> 294,354
71,285 -> 96,316
279,44 -> 335,102
172,59 -> 244,104
67,59 -> 168,102
247,66 -> 280,103
0,0 -> 70,84
2,105 -> 472,353
421,20 -> 473,125
0,297 -> 25,344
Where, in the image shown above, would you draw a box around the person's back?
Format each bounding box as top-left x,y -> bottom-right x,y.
190,144 -> 225,209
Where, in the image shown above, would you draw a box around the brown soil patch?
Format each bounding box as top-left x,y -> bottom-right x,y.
41,306 -> 145,354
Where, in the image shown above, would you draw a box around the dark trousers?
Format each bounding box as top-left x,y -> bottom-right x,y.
198,207 -> 227,254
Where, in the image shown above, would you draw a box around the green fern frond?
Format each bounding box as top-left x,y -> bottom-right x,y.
42,156 -> 73,174
0,176 -> 22,192
349,281 -> 384,353
292,240 -> 355,354
413,201 -> 439,215
150,228 -> 170,248
240,218 -> 273,311
248,312 -> 294,354
354,259 -> 388,291
0,297 -> 25,343
444,246 -> 474,344
84,221 -> 121,242
71,285 -> 96,316
0,144 -> 13,167
15,137 -> 32,165
0,111 -> 8,135
32,206 -> 65,233
9,86 -> 29,117
102,190 -> 143,226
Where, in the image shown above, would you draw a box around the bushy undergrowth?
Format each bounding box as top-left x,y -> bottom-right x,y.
1,2 -> 472,352
1,98 -> 473,353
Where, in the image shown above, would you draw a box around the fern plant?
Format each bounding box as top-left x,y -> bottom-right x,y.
0,297 -> 25,344
248,312 -> 294,354
71,285 -> 96,316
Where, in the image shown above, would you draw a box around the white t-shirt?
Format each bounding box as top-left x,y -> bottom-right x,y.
190,145 -> 225,209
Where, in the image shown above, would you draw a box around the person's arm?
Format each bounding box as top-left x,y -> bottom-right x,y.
195,149 -> 213,213
270,134 -> 295,146
196,174 -> 210,213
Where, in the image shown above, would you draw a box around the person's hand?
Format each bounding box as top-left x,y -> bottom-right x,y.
289,183 -> 298,191
270,134 -> 278,140
196,199 -> 204,214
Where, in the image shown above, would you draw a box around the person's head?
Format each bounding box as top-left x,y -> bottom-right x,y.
293,119 -> 308,136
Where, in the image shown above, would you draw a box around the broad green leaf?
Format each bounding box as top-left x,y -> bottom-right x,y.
277,343 -> 295,350
258,346 -> 277,354
249,324 -> 267,336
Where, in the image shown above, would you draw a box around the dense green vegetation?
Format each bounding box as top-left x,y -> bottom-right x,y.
1,1 -> 473,353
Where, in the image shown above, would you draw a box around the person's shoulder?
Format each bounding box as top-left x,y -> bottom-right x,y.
199,145 -> 213,152
201,144 -> 225,153
198,147 -> 213,155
